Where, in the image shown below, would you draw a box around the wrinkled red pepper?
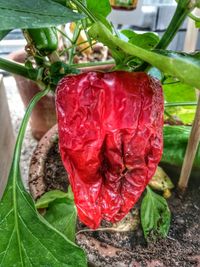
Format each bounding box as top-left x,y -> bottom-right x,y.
56,71 -> 164,229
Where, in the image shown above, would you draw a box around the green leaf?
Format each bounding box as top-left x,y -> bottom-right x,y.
0,0 -> 83,30
141,186 -> 171,240
87,0 -> 111,17
0,89 -> 87,267
164,81 -> 196,123
43,187 -> 77,242
89,22 -> 200,88
121,30 -> 160,50
86,0 -> 111,28
162,125 -> 200,168
36,190 -> 69,209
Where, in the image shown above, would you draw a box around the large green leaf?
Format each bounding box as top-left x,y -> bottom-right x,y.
141,187 -> 171,240
89,22 -> 200,88
0,0 -> 83,30
0,89 -> 87,267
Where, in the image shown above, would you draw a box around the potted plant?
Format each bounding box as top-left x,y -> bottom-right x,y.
0,0 -> 200,266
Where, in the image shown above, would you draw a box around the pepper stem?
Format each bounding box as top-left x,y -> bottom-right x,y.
178,92 -> 200,192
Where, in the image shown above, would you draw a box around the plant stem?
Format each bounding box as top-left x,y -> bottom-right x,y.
13,87 -> 50,171
68,22 -> 81,65
138,0 -> 194,71
156,0 -> 193,50
178,92 -> 200,192
165,102 -> 197,107
71,60 -> 115,68
70,0 -> 97,22
0,57 -> 39,81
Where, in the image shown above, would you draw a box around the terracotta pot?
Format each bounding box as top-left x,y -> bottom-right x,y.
9,49 -> 57,140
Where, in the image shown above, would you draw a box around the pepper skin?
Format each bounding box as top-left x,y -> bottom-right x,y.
56,71 -> 164,229
26,27 -> 58,55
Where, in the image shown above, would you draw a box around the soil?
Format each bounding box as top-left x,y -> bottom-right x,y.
43,143 -> 200,267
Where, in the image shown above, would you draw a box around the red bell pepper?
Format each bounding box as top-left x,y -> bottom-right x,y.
56,71 -> 164,229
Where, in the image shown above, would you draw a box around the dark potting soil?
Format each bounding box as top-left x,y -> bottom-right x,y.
44,143 -> 200,267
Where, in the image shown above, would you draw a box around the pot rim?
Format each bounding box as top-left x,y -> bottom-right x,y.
29,124 -> 58,200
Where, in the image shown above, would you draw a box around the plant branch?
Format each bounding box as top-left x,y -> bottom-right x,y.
70,0 -> 97,22
165,102 -> 197,107
156,0 -> 194,50
0,57 -> 39,81
13,87 -> 50,171
71,60 -> 115,68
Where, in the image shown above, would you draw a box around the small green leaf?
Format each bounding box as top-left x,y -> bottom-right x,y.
36,190 -> 69,209
43,187 -> 77,242
0,0 -> 83,30
86,0 -> 111,29
0,89 -> 87,267
141,186 -> 171,240
121,30 -> 159,50
87,0 -> 111,18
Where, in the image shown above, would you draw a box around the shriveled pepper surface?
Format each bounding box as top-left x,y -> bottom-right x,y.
56,71 -> 164,229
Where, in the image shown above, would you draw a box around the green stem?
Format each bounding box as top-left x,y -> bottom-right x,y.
0,57 -> 38,81
165,102 -> 197,107
70,0 -> 97,22
156,0 -> 193,50
78,41 -> 97,54
71,60 -> 115,68
138,0 -> 194,71
68,22 -> 81,65
13,88 -> 50,171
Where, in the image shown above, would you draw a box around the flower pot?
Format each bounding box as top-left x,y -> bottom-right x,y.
9,50 -> 57,140
29,125 -> 200,267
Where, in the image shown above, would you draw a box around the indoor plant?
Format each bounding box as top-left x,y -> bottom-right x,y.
0,0 -> 200,266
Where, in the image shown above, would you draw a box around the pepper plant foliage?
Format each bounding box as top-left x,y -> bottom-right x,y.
0,0 -> 200,266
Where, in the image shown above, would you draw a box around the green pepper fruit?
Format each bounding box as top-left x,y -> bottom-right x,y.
162,125 -> 200,169
25,27 -> 58,56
